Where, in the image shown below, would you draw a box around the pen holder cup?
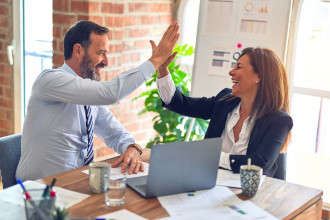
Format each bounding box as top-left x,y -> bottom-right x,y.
23,189 -> 56,220
240,165 -> 263,197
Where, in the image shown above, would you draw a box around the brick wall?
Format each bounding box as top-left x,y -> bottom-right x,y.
0,0 -> 13,137
53,0 -> 174,160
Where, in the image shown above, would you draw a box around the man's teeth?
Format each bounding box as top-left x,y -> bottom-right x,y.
232,80 -> 239,83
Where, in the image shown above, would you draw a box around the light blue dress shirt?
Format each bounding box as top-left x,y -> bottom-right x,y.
16,61 -> 155,181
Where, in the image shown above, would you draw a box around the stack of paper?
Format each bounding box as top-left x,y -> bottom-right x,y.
157,186 -> 278,220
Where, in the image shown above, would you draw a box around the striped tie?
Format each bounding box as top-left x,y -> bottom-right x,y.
84,105 -> 94,165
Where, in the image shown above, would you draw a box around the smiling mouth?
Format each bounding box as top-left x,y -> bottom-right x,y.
232,79 -> 239,84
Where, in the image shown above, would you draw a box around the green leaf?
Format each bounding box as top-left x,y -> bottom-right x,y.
133,44 -> 209,146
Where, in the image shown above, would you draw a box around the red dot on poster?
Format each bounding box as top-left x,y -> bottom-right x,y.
237,43 -> 242,48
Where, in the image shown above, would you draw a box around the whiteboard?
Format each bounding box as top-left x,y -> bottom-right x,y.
191,0 -> 292,97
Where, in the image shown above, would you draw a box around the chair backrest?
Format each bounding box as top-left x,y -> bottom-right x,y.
273,153 -> 287,180
0,134 -> 22,189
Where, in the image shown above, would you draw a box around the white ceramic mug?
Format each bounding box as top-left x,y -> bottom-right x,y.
89,162 -> 110,193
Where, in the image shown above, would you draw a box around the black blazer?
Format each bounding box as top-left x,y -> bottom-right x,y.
163,88 -> 293,177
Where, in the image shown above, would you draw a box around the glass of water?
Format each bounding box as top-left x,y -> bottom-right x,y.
105,175 -> 126,207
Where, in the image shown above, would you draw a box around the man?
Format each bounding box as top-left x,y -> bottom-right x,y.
16,20 -> 179,181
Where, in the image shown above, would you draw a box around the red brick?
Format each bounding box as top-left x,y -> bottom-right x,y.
131,53 -> 139,62
53,0 -> 69,11
0,119 -> 12,130
71,1 -> 99,13
135,40 -> 149,50
109,57 -> 116,66
124,122 -> 140,132
53,13 -> 75,25
0,17 -> 9,28
114,44 -> 124,53
0,29 -> 8,39
119,102 -> 128,112
4,87 -> 11,97
141,16 -> 158,25
52,40 -> 57,51
6,109 -> 12,120
106,16 -> 123,27
123,43 -> 134,52
160,15 -> 173,24
0,97 -> 11,108
94,136 -> 103,146
0,109 -> 4,118
94,146 -> 116,159
101,3 -> 124,14
149,3 -> 168,13
114,30 -> 123,40
106,69 -> 121,79
53,53 -> 64,66
58,40 -> 64,52
0,64 -> 11,75
0,130 -> 11,138
53,26 -> 61,38
123,16 -> 137,26
77,15 -> 104,26
107,32 -> 113,41
120,53 -> 130,64
0,76 -> 9,85
129,28 -> 149,38
129,3 -> 149,13
0,52 -> 8,62
0,5 -> 9,16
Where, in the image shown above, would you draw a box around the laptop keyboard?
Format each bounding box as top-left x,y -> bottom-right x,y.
136,184 -> 147,193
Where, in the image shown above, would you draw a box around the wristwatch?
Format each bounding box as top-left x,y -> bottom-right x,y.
128,143 -> 143,155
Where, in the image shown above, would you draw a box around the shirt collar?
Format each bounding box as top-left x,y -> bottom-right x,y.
61,63 -> 79,77
232,102 -> 241,117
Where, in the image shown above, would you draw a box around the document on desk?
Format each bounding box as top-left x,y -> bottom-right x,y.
0,180 -> 89,209
82,162 -> 149,180
97,209 -> 147,220
0,200 -> 25,220
158,186 -> 277,220
216,169 -> 266,188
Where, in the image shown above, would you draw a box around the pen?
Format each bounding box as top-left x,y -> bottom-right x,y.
41,185 -> 49,198
49,178 -> 57,190
17,178 -> 49,219
17,178 -> 28,193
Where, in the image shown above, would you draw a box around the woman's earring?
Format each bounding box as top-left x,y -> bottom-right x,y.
255,81 -> 258,84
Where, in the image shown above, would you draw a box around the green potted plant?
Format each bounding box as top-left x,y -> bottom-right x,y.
133,44 -> 209,148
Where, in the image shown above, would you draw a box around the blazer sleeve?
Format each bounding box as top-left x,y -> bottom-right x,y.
229,112 -> 293,176
162,88 -> 232,120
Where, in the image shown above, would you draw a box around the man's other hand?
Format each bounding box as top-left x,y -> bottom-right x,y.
111,147 -> 144,174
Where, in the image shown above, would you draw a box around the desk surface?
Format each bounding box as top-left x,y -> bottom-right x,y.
41,149 -> 323,220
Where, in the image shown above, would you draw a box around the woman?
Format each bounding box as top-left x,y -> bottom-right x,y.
156,47 -> 293,177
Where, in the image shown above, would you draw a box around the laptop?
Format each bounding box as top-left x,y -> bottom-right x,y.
126,137 -> 222,198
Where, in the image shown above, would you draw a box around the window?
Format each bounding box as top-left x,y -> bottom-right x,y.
287,0 -> 330,207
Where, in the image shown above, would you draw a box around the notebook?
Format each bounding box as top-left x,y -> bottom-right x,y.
126,137 -> 222,198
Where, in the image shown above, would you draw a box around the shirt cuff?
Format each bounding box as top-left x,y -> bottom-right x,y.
156,74 -> 176,105
219,152 -> 232,170
137,61 -> 156,80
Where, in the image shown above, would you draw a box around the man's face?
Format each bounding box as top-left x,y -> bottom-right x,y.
79,32 -> 109,81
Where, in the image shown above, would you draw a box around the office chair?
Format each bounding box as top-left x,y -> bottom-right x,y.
0,134 -> 22,189
273,153 -> 287,180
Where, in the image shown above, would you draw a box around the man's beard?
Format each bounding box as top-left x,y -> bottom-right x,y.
80,53 -> 102,81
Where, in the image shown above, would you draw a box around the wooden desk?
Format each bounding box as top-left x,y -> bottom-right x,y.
41,149 -> 323,219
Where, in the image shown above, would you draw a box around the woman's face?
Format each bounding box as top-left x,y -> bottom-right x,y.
229,54 -> 260,100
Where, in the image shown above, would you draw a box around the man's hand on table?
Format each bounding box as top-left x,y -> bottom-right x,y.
111,147 -> 145,174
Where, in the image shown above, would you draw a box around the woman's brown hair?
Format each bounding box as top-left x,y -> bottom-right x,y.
240,47 -> 291,153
